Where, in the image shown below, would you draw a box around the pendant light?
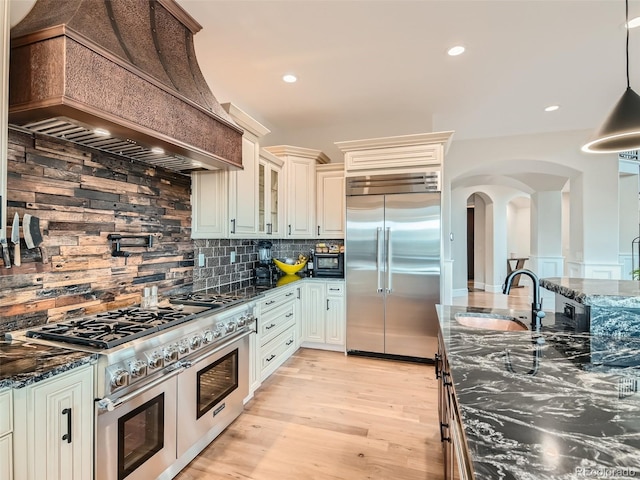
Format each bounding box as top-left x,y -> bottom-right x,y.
582,0 -> 640,153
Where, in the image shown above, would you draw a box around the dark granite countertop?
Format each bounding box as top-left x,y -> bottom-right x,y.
169,275 -> 343,299
437,304 -> 640,480
541,277 -> 640,306
0,340 -> 97,390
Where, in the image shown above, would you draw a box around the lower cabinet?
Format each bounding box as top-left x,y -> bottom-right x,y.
257,285 -> 299,382
13,363 -> 94,480
302,280 -> 345,351
437,331 -> 472,480
0,389 -> 12,480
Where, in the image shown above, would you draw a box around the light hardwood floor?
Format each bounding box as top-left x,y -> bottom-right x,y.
176,288 -> 529,480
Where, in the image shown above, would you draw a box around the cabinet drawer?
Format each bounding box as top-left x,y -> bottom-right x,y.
326,283 -> 344,296
260,328 -> 296,377
259,302 -> 295,346
258,286 -> 297,312
0,390 -> 12,436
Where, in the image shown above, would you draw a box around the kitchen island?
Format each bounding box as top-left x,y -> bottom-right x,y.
437,304 -> 640,480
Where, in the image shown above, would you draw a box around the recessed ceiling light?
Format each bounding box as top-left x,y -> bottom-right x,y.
93,128 -> 110,136
627,16 -> 640,28
282,74 -> 297,83
151,147 -> 165,155
447,46 -> 465,56
544,105 -> 560,112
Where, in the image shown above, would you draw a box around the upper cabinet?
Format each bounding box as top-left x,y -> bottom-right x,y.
191,103 -> 270,239
224,103 -> 271,237
335,131 -> 454,177
258,149 -> 284,237
265,146 -> 329,239
316,163 -> 345,239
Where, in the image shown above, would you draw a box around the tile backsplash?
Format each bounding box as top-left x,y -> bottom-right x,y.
192,238 -> 343,290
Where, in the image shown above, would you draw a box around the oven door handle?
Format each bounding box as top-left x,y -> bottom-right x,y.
181,329 -> 252,369
96,364 -> 185,412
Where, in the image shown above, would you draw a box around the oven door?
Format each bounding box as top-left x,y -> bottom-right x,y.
96,372 -> 178,480
176,331 -> 250,458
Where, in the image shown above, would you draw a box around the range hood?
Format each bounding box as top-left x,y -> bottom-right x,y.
8,0 -> 243,173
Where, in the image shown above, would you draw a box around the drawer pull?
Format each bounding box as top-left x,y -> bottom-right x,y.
266,354 -> 276,362
62,408 -> 72,444
285,313 -> 293,318
329,288 -> 340,291
265,323 -> 277,330
286,339 -> 294,346
286,292 -> 294,297
265,300 -> 276,305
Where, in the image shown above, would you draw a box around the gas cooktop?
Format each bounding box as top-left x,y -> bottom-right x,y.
168,292 -> 245,309
25,306 -> 202,349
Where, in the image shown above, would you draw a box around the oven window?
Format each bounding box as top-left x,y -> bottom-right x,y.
317,256 -> 338,269
117,394 -> 164,480
197,349 -> 238,419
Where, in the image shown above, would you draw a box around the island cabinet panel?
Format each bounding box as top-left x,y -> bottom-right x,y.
13,364 -> 94,480
437,330 -> 472,480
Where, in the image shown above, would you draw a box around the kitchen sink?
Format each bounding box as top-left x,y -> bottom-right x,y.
455,312 -> 528,331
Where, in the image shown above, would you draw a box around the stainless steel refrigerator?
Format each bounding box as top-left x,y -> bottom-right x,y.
345,172 -> 441,360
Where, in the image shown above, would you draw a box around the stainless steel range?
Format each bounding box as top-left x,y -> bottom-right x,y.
8,292 -> 256,480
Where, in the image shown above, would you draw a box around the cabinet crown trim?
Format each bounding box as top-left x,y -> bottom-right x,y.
335,131 -> 455,154
265,145 -> 330,164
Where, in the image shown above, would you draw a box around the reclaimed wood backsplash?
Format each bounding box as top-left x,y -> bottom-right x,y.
0,129 -> 194,334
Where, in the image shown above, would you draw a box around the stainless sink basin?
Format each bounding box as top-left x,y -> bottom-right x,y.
455,312 -> 528,331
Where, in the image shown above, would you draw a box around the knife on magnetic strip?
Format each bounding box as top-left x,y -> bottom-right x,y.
11,212 -> 20,267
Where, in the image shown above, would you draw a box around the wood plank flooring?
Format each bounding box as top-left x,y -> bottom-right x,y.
175,349 -> 442,480
176,288 -> 530,480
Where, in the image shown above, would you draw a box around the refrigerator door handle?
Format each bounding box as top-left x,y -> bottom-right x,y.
386,227 -> 392,294
376,227 -> 384,293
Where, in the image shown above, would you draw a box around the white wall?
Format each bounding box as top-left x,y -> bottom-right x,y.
506,199 -> 530,259
443,129 -> 624,298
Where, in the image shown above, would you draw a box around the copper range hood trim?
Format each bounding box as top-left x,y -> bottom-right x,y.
8,0 -> 244,173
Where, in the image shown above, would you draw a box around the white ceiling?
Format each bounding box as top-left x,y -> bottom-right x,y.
10,0 -> 640,163
175,0 -> 640,162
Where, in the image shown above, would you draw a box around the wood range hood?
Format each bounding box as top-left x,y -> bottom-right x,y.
8,0 -> 243,173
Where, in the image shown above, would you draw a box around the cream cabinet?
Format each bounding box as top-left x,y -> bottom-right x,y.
335,132 -> 454,177
265,146 -> 329,238
225,103 -> 271,237
302,280 -> 345,351
191,103 -> 270,239
0,389 -> 12,480
302,282 -> 325,343
258,149 -> 284,237
257,285 -> 299,381
191,171 -> 227,238
13,363 -> 94,480
316,163 -> 345,239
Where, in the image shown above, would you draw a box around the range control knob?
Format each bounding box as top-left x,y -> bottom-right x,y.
164,346 -> 178,363
237,316 -> 247,327
111,369 -> 129,389
129,360 -> 147,379
213,328 -> 222,339
148,353 -> 163,370
178,341 -> 189,355
202,330 -> 214,344
190,334 -> 202,350
225,321 -> 236,333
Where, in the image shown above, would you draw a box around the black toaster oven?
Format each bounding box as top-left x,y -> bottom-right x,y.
314,253 -> 344,278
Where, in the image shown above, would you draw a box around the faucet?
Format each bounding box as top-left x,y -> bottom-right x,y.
502,268 -> 546,330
